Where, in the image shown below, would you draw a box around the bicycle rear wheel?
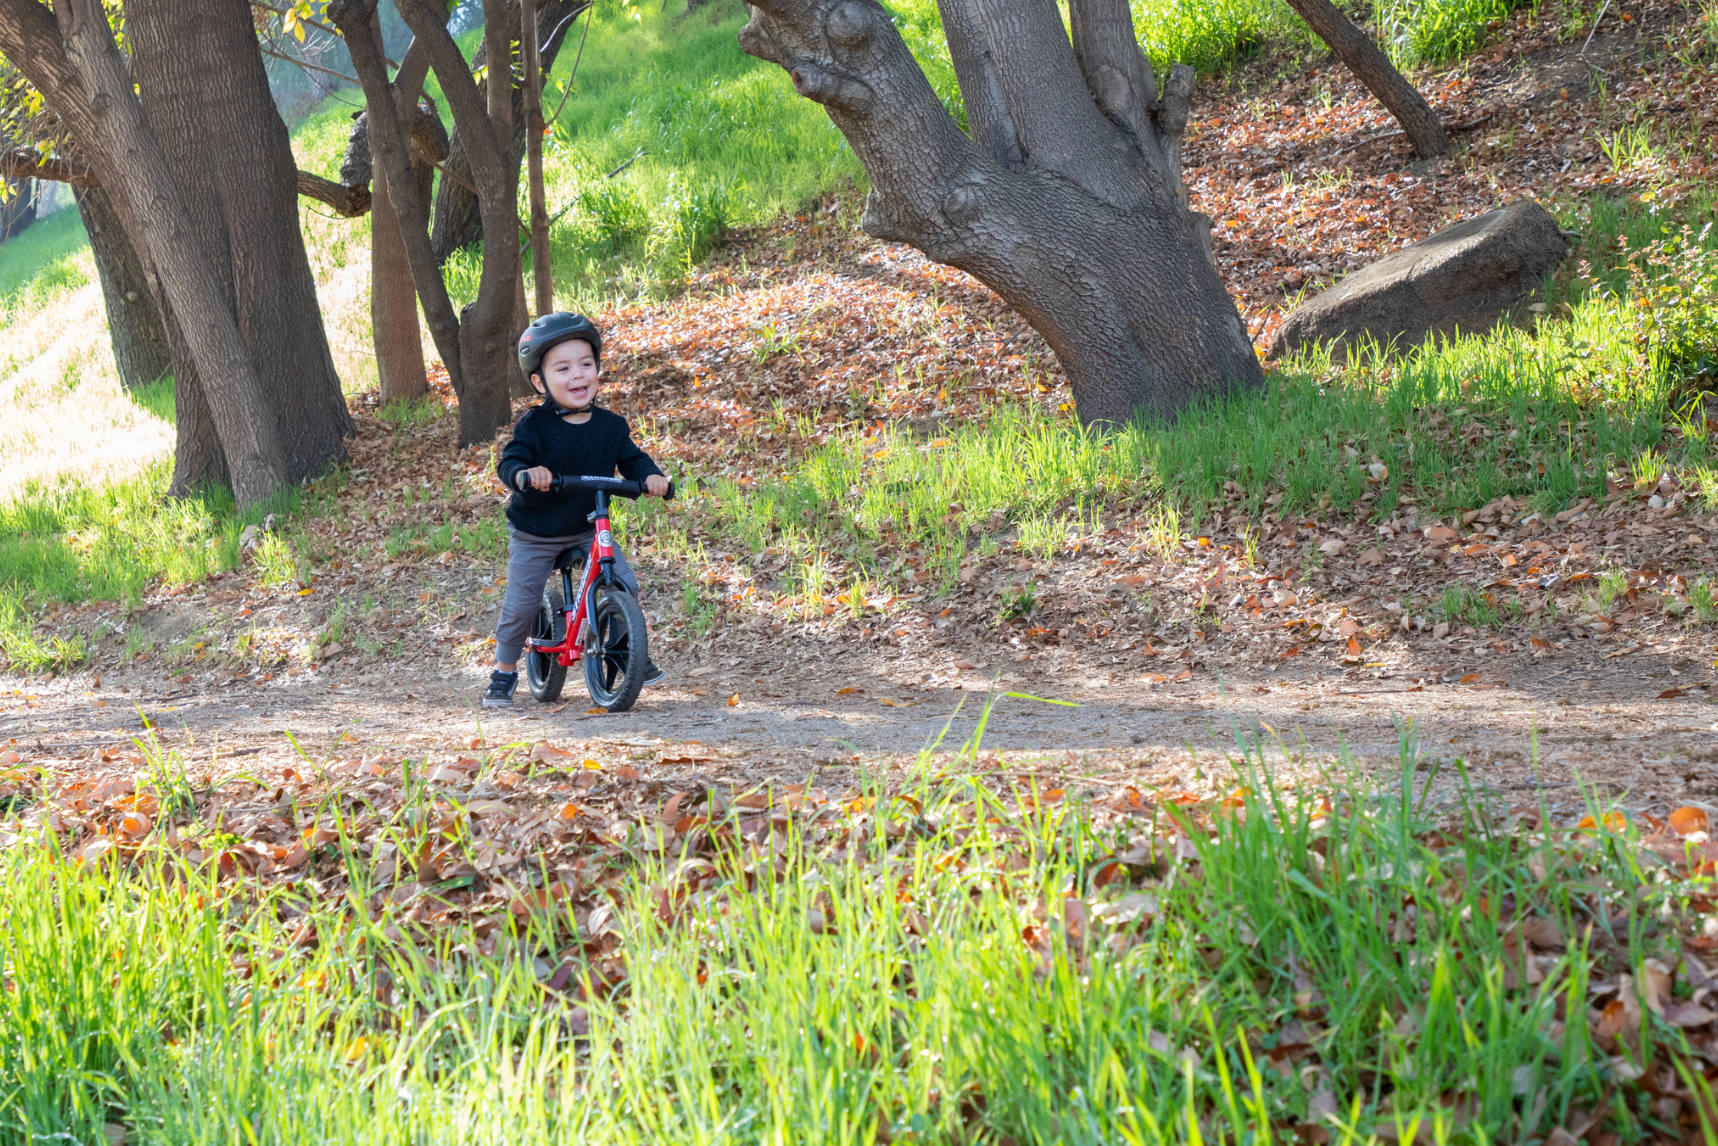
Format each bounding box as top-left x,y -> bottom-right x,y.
584,587 -> 647,712
526,580 -> 568,702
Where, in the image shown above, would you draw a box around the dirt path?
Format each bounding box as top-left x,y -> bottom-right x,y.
6,564 -> 1714,824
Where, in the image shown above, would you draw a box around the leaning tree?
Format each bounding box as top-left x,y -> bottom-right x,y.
0,0 -> 291,507
741,0 -> 1264,425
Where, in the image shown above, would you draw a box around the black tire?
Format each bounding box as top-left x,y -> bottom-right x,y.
584,586 -> 647,713
526,580 -> 568,702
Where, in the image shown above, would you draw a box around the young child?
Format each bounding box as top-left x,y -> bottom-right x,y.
484,312 -> 670,708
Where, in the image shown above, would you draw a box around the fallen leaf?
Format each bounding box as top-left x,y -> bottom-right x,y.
1356,547 -> 1384,566
835,686 -> 862,694
727,693 -> 740,706
1659,687 -> 1688,699
1664,1000 -> 1718,1027
1577,811 -> 1629,832
1670,806 -> 1710,837
530,743 -> 573,762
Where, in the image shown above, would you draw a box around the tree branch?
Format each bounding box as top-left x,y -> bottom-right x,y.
249,0 -> 400,67
391,0 -> 506,188
1279,0 -> 1449,157
739,0 -> 974,243
1068,0 -> 1157,137
0,146 -> 97,185
296,169 -> 372,215
258,43 -> 360,85
330,0 -> 468,395
481,0 -> 513,142
958,0 -> 1145,207
934,0 -> 1021,167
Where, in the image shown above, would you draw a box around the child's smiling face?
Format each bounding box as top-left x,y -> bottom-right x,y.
533,338 -> 599,410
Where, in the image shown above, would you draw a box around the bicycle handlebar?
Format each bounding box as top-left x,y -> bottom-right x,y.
547,474 -> 676,502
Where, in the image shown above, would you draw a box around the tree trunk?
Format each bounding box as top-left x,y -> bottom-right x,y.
161,298 -> 234,492
522,0 -> 553,315
739,0 -> 1261,425
129,0 -> 355,485
1280,0 -> 1449,158
429,0 -> 587,262
370,162 -> 430,404
74,184 -> 173,391
13,0 -> 290,507
332,0 -> 517,445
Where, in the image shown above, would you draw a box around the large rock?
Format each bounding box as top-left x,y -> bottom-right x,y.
1269,200 -> 1570,360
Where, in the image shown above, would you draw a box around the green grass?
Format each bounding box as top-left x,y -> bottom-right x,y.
0,462 -> 298,669
129,377 -> 177,424
529,0 -> 862,305
0,209 -> 90,319
0,709 -> 1692,1143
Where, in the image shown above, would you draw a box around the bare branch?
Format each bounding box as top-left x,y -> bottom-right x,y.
0,146 -> 97,185
258,44 -> 360,85
248,0 -> 400,66
296,169 -> 372,215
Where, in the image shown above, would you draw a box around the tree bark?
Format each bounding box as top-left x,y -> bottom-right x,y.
1,0 -> 291,507
522,0 -> 552,315
370,161 -> 430,404
129,0 -> 355,486
429,0 -> 586,261
740,0 -> 1261,425
1280,0 -> 1449,158
74,184 -> 173,392
337,70 -> 446,406
332,0 -> 517,444
297,170 -> 373,216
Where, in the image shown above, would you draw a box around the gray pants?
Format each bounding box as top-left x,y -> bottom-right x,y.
496,527 -> 638,666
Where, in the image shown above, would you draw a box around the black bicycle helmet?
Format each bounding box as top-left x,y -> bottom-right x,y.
518,312 -> 603,381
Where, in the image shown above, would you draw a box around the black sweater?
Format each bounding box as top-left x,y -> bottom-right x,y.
496,405 -> 664,538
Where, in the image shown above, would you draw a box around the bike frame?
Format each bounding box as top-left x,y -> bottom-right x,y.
523,489 -> 624,667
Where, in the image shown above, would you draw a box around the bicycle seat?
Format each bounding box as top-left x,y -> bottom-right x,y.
552,546 -> 583,572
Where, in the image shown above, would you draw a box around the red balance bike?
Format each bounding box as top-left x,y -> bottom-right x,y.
523,475 -> 673,713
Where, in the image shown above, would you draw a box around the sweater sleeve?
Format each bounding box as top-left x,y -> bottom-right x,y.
614,419 -> 664,484
496,414 -> 539,491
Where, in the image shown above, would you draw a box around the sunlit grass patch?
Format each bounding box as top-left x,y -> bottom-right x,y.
0,210 -> 90,321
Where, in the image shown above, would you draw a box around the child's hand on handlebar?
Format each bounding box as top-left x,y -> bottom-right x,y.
644,475 -> 670,498
517,466 -> 554,491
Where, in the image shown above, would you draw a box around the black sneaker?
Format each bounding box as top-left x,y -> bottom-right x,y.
642,660 -> 666,687
482,670 -> 519,708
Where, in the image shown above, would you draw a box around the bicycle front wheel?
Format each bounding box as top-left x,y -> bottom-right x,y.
583,587 -> 648,713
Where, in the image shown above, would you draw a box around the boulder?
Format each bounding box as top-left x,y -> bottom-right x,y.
1269,200 -> 1570,360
